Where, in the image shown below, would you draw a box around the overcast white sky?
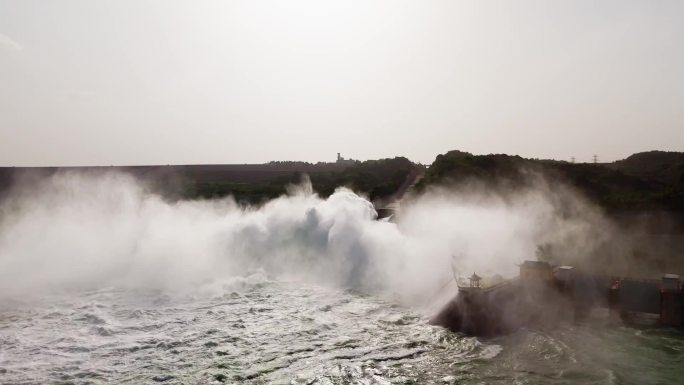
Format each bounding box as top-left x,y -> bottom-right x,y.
0,0 -> 682,166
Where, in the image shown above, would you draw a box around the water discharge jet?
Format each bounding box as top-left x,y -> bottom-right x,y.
0,169 -> 616,307
1,170 -> 683,383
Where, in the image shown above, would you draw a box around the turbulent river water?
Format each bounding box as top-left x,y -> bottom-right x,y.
1,275 -> 683,385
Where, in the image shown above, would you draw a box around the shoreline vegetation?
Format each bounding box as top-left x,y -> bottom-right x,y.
0,150 -> 682,231
0,150 -> 683,275
416,150 -> 684,232
0,157 -> 421,206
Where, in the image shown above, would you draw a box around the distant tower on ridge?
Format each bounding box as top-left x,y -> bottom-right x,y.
593,154 -> 598,164
336,153 -> 355,165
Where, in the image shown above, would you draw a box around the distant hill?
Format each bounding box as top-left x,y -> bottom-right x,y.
3,150 -> 683,219
177,157 -> 420,204
610,151 -> 684,186
416,150 -> 684,230
413,150 -> 684,274
0,157 -> 422,205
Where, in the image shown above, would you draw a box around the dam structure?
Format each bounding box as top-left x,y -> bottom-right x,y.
431,261 -> 684,336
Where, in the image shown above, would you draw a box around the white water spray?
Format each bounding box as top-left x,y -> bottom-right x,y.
0,171 -> 610,307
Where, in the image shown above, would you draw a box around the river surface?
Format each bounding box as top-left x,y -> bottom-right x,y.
1,276 -> 683,385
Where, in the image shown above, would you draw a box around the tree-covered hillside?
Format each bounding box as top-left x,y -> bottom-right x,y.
610,151 -> 684,187
416,150 -> 684,227
170,157 -> 420,204
0,157 -> 422,206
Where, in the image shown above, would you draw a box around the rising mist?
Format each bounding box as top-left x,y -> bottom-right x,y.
0,170 -> 613,309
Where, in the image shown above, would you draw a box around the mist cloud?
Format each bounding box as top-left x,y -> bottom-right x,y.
0,32 -> 21,51
0,171 -> 613,309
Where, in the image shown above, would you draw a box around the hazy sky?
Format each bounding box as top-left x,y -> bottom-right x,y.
0,1 -> 682,166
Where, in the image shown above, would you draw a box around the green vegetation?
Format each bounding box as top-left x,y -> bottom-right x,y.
416,150 -> 684,223
309,157 -> 417,201
3,150 -> 681,220
179,157 -> 419,205
611,151 -> 684,186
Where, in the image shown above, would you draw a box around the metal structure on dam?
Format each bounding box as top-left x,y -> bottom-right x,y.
431,261 -> 684,336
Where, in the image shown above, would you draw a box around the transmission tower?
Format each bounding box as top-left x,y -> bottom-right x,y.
592,154 -> 598,164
